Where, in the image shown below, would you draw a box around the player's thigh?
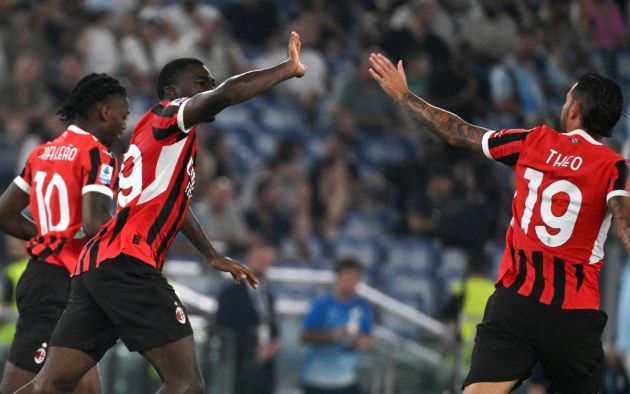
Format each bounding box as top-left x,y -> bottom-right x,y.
49,275 -> 119,363
463,290 -> 538,389
29,346 -> 97,392
463,381 -> 519,394
74,366 -> 102,394
86,255 -> 193,355
8,260 -> 70,374
540,309 -> 607,394
0,361 -> 35,394
141,335 -> 203,385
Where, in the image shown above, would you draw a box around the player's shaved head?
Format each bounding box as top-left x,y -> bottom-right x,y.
571,73 -> 623,138
156,58 -> 205,99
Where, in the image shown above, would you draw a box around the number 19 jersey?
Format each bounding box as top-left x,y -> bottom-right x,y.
13,125 -> 118,273
76,98 -> 197,275
482,125 -> 629,309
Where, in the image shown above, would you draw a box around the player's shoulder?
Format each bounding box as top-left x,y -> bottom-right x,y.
150,98 -> 188,118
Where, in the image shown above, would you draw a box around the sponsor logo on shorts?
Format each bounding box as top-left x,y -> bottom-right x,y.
175,306 -> 186,324
34,343 -> 47,365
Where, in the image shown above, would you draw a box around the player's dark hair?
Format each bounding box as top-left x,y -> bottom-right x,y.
572,73 -> 623,138
156,58 -> 204,99
57,73 -> 127,122
334,257 -> 363,274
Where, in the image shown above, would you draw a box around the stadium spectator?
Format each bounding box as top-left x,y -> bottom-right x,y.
192,177 -> 248,254
246,179 -> 292,248
300,257 -> 374,394
489,27 -> 550,128
223,0 -> 280,48
217,243 -> 281,394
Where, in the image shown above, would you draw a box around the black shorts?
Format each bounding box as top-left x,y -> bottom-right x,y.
463,287 -> 607,393
50,254 -> 193,362
9,259 -> 70,373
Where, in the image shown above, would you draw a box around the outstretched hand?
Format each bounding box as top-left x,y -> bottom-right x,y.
287,31 -> 307,78
368,53 -> 409,103
210,255 -> 259,289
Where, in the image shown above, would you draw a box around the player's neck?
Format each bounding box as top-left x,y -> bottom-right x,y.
74,121 -> 109,147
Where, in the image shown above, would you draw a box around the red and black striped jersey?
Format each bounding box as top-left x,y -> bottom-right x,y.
14,125 -> 117,273
76,98 -> 196,275
483,125 -> 629,309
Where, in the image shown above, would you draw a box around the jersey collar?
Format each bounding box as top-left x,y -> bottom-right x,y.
67,125 -> 90,135
565,129 -> 603,146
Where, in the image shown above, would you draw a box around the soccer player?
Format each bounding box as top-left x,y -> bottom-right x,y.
369,54 -> 630,394
0,73 -> 129,393
19,32 -> 306,394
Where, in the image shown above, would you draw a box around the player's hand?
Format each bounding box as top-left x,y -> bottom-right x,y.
287,31 -> 307,78
368,53 -> 409,103
210,255 -> 259,289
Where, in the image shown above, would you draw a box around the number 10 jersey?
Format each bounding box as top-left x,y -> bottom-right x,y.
14,125 -> 118,273
483,125 -> 629,309
76,98 -> 197,275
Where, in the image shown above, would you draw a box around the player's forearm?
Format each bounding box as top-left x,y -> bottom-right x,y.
186,61 -> 298,126
614,215 -> 630,254
399,91 -> 488,154
180,208 -> 221,262
0,214 -> 37,241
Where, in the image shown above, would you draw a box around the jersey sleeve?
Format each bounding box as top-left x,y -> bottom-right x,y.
13,156 -> 33,195
481,128 -> 531,166
81,146 -> 118,199
151,98 -> 192,140
606,159 -> 630,203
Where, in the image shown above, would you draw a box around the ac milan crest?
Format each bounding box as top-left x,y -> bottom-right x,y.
34,343 -> 47,365
175,306 -> 186,324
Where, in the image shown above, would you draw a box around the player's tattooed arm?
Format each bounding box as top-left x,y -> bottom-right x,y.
368,53 -> 488,154
0,183 -> 37,240
180,208 -> 259,289
609,195 -> 630,253
182,31 -> 306,129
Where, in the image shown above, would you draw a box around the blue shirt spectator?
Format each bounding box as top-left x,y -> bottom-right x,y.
299,258 -> 374,393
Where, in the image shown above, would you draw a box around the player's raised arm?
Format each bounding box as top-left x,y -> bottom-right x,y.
181,31 -> 307,129
368,53 -> 488,154
0,183 -> 37,241
609,195 -> 630,254
179,207 -> 259,289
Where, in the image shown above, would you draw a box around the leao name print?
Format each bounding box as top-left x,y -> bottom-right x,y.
76,98 -> 198,274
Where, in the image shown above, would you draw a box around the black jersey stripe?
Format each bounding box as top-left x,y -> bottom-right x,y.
107,207 -> 131,246
152,124 -> 182,140
510,249 -> 528,291
574,264 -> 585,292
550,257 -> 566,308
146,140 -> 194,246
88,241 -> 99,270
488,131 -> 528,149
530,251 -> 545,301
151,104 -> 180,118
155,197 -> 189,268
496,153 -> 520,166
614,160 -> 628,190
86,147 -> 102,185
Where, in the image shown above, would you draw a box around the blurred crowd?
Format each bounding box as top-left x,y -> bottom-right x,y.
2,0 -> 630,319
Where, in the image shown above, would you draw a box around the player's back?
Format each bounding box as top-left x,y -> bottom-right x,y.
76,98 -> 197,275
490,125 -> 627,309
14,126 -> 117,273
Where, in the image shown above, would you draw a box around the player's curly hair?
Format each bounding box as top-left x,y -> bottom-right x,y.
57,73 -> 127,121
156,58 -> 204,100
572,73 -> 623,138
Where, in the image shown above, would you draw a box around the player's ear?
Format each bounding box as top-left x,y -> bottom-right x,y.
163,85 -> 177,100
98,103 -> 110,122
570,100 -> 582,122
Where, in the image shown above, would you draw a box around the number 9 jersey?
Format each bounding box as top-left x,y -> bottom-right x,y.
483,125 -> 629,309
76,98 -> 196,275
13,125 -> 118,274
